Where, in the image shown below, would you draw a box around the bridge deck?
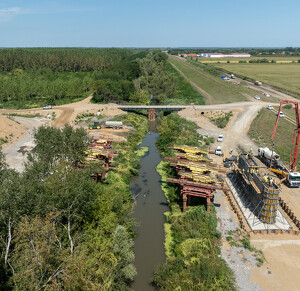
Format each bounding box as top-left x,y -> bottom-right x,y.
117,105 -> 189,111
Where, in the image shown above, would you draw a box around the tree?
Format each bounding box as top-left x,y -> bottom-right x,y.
129,89 -> 150,104
112,225 -> 136,286
10,213 -> 69,290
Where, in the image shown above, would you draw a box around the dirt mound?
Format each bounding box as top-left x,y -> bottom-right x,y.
0,115 -> 27,148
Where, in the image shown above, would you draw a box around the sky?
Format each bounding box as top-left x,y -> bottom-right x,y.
0,0 -> 299,48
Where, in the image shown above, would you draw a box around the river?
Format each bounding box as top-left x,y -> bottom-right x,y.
130,129 -> 168,291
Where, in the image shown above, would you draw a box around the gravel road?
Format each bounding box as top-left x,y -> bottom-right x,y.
214,190 -> 262,291
3,117 -> 45,172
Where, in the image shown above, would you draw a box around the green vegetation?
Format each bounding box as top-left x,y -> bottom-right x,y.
136,146 -> 149,157
0,113 -> 148,290
168,47 -> 300,57
0,49 -> 206,108
153,113 -> 235,290
0,48 -> 144,108
168,56 -> 248,104
74,112 -> 96,124
214,63 -> 300,98
0,137 -> 8,144
209,111 -> 233,128
3,113 -> 41,118
131,51 -> 204,105
165,63 -> 205,105
153,206 -> 236,290
248,108 -> 300,169
225,229 -> 265,267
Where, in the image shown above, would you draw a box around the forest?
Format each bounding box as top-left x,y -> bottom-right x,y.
0,48 -> 203,108
0,113 -> 148,290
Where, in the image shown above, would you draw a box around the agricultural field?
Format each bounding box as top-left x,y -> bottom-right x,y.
213,63 -> 300,98
248,108 -> 300,170
168,56 -> 253,104
195,56 -> 300,63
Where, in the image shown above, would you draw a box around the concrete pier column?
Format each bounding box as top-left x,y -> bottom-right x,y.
147,109 -> 156,121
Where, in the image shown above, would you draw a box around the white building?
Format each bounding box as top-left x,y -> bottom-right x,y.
200,53 -> 251,58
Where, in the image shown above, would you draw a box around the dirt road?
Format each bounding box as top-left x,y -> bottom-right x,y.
2,117 -> 46,172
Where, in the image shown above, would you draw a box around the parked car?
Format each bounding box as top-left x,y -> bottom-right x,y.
215,146 -> 223,156
277,111 -> 285,118
263,93 -> 270,97
267,105 -> 273,110
43,105 -> 52,109
254,95 -> 260,100
217,134 -> 224,142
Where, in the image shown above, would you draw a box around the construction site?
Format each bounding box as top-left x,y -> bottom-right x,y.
1,92 -> 300,290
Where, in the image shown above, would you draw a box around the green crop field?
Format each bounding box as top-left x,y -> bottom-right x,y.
168,56 -> 252,104
213,63 -> 300,98
248,108 -> 300,169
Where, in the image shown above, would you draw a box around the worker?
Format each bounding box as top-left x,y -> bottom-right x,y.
270,177 -> 274,186
229,149 -> 233,155
264,174 -> 268,184
246,153 -> 249,159
249,148 -> 253,154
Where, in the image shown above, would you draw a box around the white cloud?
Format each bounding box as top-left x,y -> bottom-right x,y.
0,7 -> 29,22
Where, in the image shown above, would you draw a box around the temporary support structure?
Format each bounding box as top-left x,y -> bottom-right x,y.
166,178 -> 230,213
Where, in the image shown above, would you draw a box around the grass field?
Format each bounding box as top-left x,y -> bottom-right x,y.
165,63 -> 205,105
168,56 -> 251,104
213,63 -> 300,98
248,108 -> 300,169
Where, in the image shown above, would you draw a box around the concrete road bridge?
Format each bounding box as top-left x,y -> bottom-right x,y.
117,105 -> 189,120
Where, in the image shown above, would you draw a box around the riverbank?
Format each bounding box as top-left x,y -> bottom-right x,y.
153,113 -> 236,290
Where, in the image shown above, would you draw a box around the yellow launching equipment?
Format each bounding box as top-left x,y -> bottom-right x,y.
179,171 -> 219,184
172,146 -> 208,155
177,162 -> 218,174
181,153 -> 212,162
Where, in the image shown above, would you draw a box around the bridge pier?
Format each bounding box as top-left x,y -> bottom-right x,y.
148,109 -> 156,121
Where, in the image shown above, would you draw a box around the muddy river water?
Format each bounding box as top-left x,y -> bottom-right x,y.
130,130 -> 168,291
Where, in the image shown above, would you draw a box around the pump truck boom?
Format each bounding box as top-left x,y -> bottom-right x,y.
269,99 -> 300,187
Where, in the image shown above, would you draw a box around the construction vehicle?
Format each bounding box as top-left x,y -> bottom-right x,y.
104,121 -> 123,129
258,147 -> 280,167
89,121 -> 101,130
268,99 -> 300,187
89,120 -> 123,130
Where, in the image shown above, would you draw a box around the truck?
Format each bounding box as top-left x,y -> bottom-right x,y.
105,121 -> 123,129
258,147 -> 280,166
230,74 -> 236,79
258,147 -> 300,187
254,80 -> 262,86
89,120 -> 123,130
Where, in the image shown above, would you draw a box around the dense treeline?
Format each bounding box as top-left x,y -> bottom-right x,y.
0,48 -> 138,72
154,113 -> 236,290
0,48 -> 202,108
0,48 -> 145,108
0,113 -> 148,290
168,47 -> 300,56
